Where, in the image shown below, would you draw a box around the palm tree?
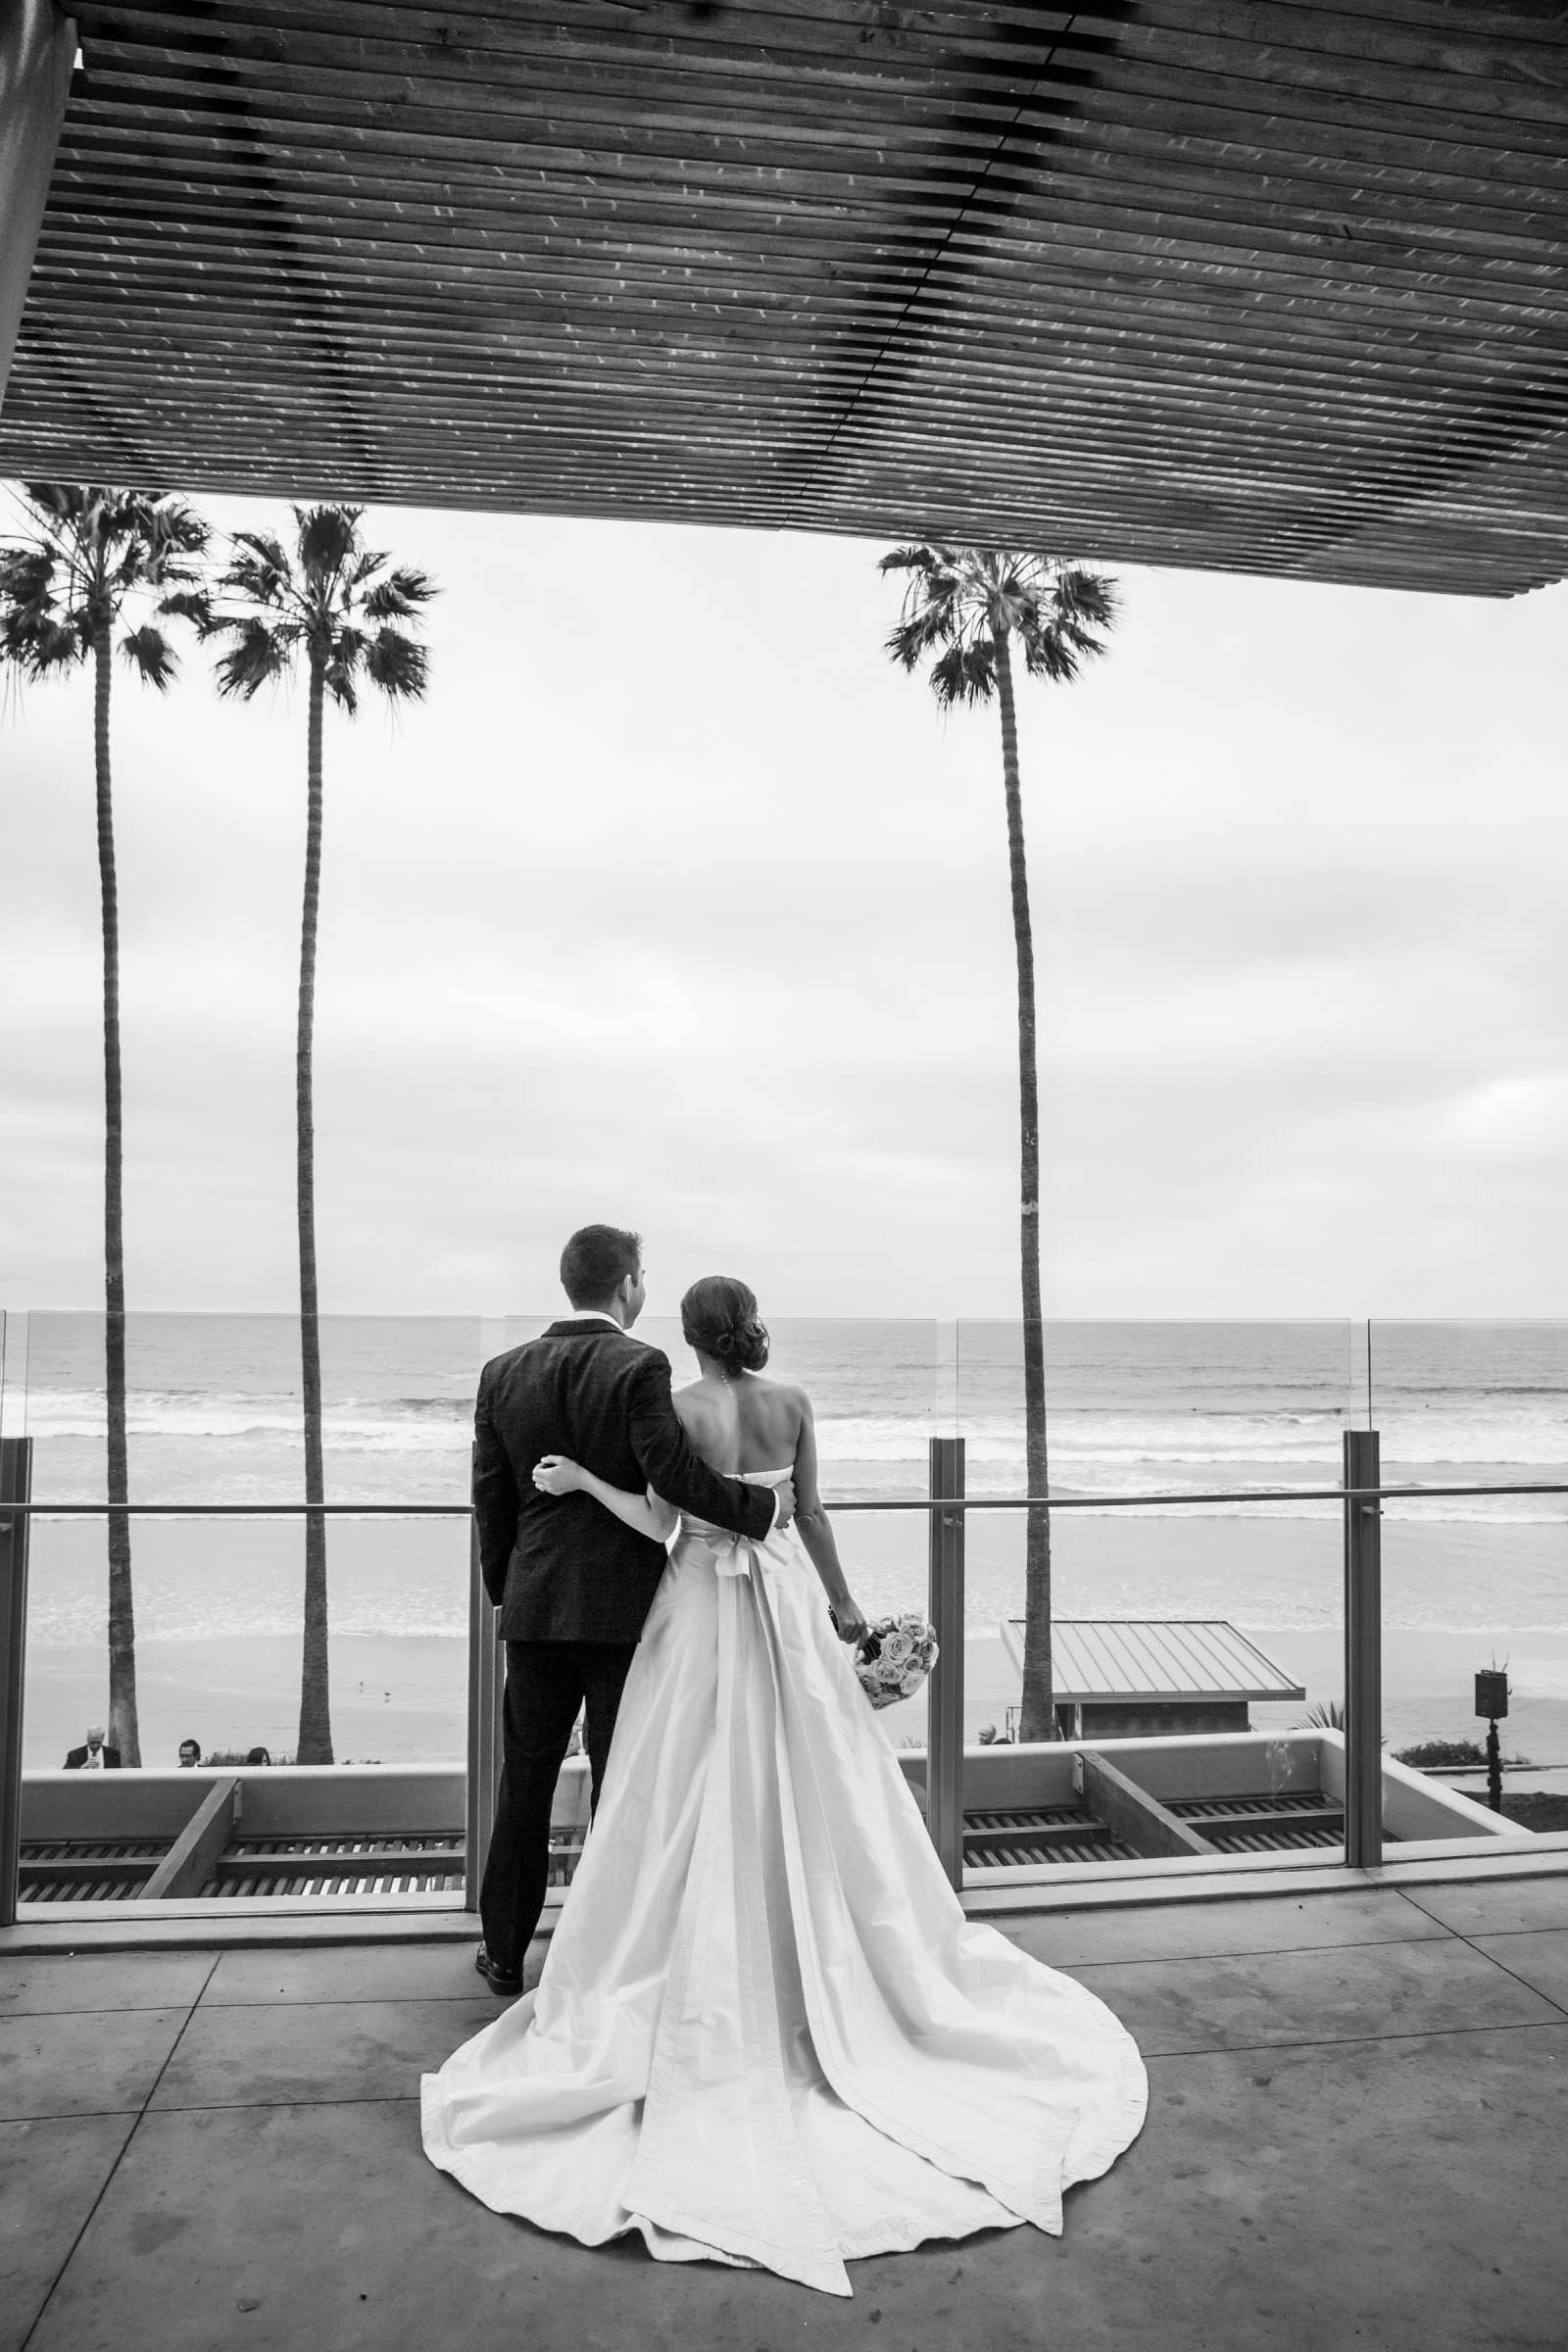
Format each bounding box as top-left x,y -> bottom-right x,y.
0,484 -> 211,1768
206,507 -> 435,1765
880,546 -> 1116,1743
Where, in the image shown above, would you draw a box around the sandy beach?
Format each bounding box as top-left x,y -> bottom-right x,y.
24,1620 -> 1568,1774
23,1633 -> 469,1771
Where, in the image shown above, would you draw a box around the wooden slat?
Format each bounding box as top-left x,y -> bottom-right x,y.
19,1854 -> 162,1884
214,1842 -> 464,1877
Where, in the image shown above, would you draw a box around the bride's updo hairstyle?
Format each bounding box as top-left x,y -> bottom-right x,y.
681,1275 -> 769,1377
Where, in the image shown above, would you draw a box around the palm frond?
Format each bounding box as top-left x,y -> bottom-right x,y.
147,499 -> 211,561
1015,564 -> 1118,684
0,532 -> 89,675
363,565 -> 437,620
885,605 -> 955,672
365,627 -> 429,702
0,545 -> 57,613
329,624 -> 368,668
220,533 -> 294,609
214,615 -> 293,701
877,544 -> 941,578
1050,564 -> 1119,633
297,505 -> 363,585
0,605 -> 88,677
322,625 -> 368,711
1017,629 -> 1080,685
120,622 -> 178,690
22,481 -> 87,530
156,588 -> 215,634
929,639 -> 997,709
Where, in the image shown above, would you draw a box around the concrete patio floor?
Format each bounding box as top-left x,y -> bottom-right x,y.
4,1875 -> 1567,2352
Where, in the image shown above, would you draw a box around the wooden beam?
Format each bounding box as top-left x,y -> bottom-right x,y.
1074,1749 -> 1215,1860
141,1777 -> 239,1899
0,0 -> 76,407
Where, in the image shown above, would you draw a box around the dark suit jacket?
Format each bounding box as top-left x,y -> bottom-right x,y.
474,1318 -> 776,1643
64,1744 -> 122,1769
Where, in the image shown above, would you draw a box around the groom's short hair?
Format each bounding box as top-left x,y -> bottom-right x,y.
561,1224 -> 642,1308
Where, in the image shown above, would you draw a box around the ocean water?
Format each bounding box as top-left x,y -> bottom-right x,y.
4,1312 -> 1565,1650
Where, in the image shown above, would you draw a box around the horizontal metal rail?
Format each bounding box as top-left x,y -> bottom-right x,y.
5,1481 -> 1567,1516
0,1502 -> 476,1516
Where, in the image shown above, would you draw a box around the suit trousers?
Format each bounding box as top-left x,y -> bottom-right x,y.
478,1637 -> 637,1975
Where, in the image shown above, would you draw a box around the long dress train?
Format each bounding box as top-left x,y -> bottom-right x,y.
421,1472 -> 1147,2297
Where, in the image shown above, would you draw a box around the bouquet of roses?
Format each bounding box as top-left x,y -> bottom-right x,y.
850,1610 -> 940,1710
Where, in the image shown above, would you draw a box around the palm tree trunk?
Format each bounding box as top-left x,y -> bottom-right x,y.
995,637 -> 1054,1741
93,616 -> 140,1767
296,654 -> 332,1764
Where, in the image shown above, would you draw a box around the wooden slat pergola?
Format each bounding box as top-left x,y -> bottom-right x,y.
2,1 -> 1566,595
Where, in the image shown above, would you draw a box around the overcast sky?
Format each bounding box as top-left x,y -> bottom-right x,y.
2,493 -> 1565,1322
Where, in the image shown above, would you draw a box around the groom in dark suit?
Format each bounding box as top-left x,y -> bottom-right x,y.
472,1223 -> 791,1994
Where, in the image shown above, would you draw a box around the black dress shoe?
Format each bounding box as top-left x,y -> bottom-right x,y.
474,1943 -> 523,1996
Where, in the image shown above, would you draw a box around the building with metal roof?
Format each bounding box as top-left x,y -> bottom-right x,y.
3,3 -> 1568,595
1000,1616 -> 1307,1739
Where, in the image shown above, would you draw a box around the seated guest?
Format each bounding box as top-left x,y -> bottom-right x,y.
244,1746 -> 271,1766
65,1724 -> 121,1770
177,1738 -> 202,1768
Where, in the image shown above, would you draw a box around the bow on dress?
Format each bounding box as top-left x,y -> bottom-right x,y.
679,1520 -> 765,1580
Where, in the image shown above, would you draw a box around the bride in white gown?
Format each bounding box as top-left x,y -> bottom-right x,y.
421,1278 -> 1147,2297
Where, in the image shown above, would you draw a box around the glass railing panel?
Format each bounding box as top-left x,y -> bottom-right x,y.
0,1307 -> 26,1442
487,1314 -> 942,1502
15,1312 -> 941,1783
1372,1320 -> 1568,1791
19,1309 -> 486,1504
20,1506 -> 472,1777
955,1319 -> 1361,1749
17,1313 -> 486,1782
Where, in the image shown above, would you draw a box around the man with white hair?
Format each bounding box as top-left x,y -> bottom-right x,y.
64,1724 -> 122,1769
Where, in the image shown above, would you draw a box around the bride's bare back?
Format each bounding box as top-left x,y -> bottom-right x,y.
668,1365 -> 860,1639
673,1370 -> 805,1478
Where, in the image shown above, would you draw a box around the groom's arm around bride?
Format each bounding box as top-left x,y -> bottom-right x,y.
473,1302 -> 788,1647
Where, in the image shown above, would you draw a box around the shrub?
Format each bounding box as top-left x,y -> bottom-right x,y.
1395,1739 -> 1485,1768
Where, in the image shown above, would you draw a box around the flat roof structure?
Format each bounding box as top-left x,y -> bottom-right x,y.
1000,1617 -> 1307,1706
2,3 -> 1567,595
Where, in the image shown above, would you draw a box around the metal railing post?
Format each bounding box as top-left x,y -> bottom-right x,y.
1343,1427 -> 1383,1870
927,1436 -> 965,1891
465,1503 -> 485,1911
1,1437 -> 33,1929
464,1467 -> 506,1912
481,1619 -> 505,1906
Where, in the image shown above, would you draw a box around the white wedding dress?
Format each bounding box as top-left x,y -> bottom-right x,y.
421,1472 -> 1147,2297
